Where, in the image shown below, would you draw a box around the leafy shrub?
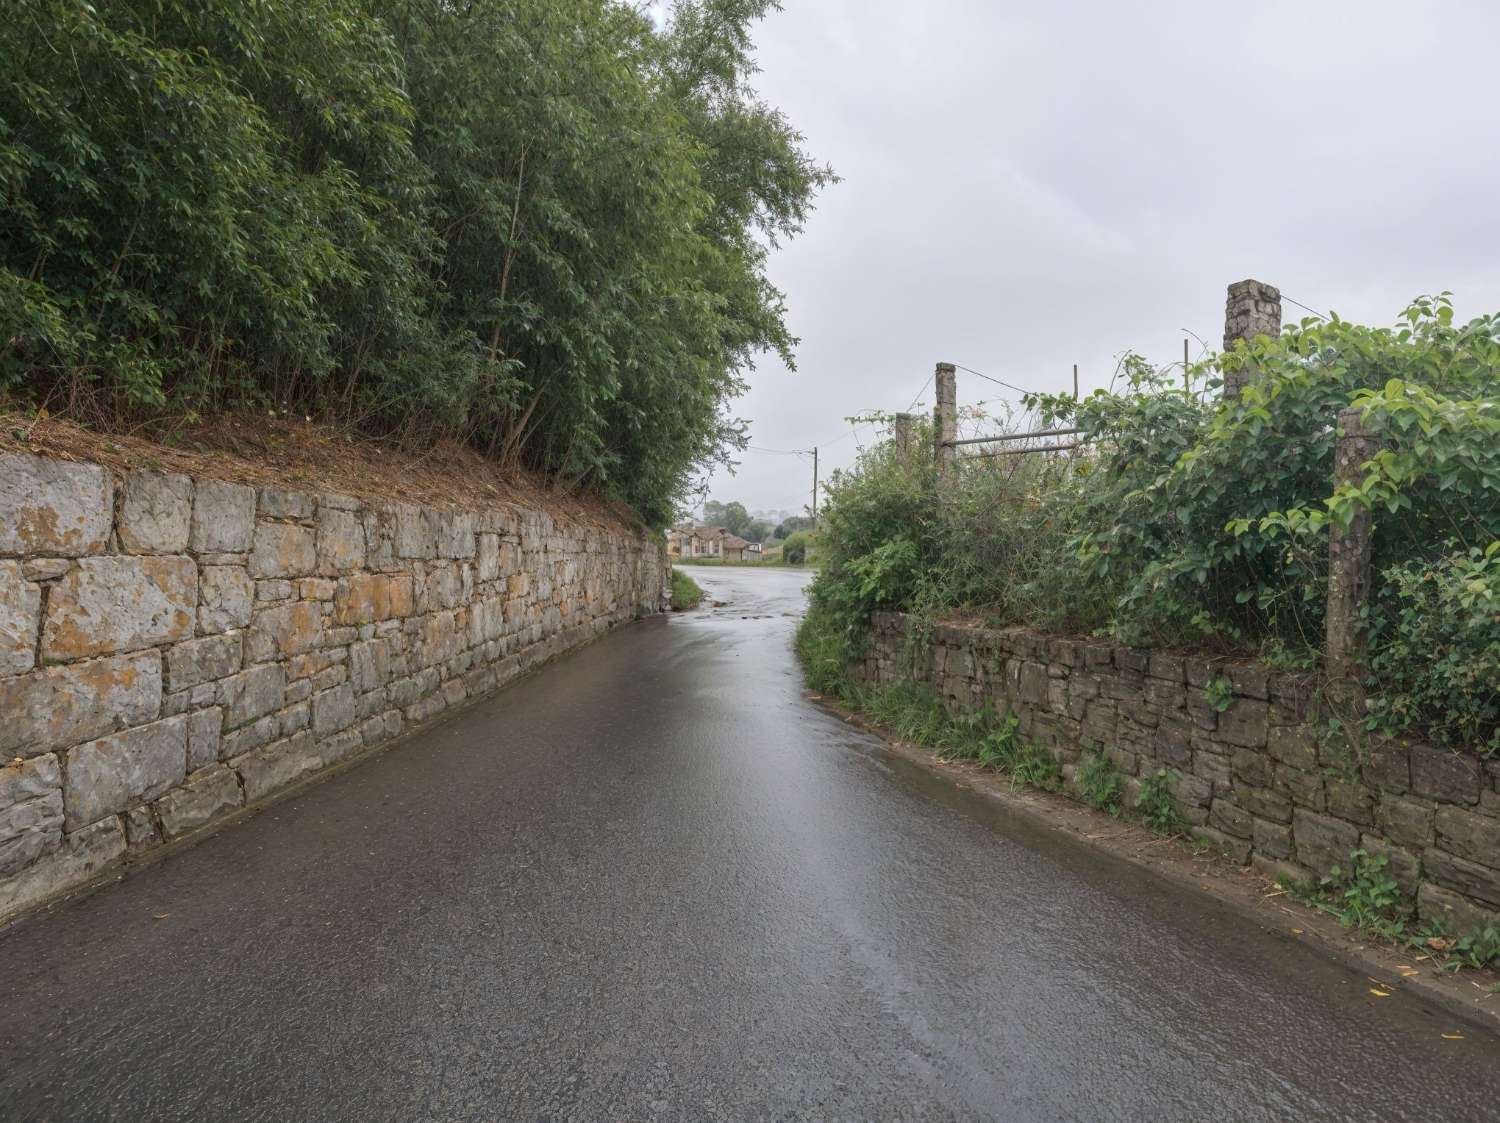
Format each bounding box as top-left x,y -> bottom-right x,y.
1078,749 -> 1124,813
1286,849 -> 1413,940
1136,769 -> 1188,835
780,531 -> 811,565
1366,545 -> 1500,753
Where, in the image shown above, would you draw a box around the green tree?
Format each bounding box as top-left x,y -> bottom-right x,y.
0,0 -> 832,527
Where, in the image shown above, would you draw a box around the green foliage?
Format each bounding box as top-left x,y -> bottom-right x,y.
1203,675 -> 1235,713
1285,849 -> 1413,940
803,297 -> 1500,756
1443,926 -> 1500,972
780,530 -> 811,565
1136,769 -> 1188,835
774,515 -> 814,539
1366,545 -> 1500,754
1078,749 -> 1124,813
669,568 -> 704,611
0,0 -> 830,525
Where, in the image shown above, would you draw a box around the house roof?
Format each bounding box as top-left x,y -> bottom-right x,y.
722,534 -> 750,549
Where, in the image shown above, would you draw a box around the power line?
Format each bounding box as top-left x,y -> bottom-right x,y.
952,364 -> 1032,397
1283,294 -> 1329,321
906,373 -> 934,414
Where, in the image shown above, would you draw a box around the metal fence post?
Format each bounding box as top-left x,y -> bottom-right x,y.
1326,406 -> 1380,696
934,362 -> 957,479
1222,279 -> 1282,399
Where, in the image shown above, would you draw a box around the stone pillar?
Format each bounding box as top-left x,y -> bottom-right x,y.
1326,406 -> 1380,695
893,413 -> 913,466
1222,279 -> 1281,399
933,363 -> 957,480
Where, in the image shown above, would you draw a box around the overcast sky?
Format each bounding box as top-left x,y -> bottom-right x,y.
686,0 -> 1500,517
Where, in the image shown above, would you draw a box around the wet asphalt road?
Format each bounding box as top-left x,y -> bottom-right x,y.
2,566 -> 1499,1121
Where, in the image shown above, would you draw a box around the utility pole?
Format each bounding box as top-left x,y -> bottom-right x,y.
1073,363 -> 1079,401
934,362 -> 957,480
811,446 -> 819,525
1184,338 -> 1191,393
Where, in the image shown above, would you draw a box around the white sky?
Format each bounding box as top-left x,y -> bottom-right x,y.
698,0 -> 1500,515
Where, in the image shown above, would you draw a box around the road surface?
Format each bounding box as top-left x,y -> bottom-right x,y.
2,566 -> 1497,1121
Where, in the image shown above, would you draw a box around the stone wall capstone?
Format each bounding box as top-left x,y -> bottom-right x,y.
0,452 -> 665,922
856,612 -> 1500,938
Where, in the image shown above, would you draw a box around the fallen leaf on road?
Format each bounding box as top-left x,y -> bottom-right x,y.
1442,1033 -> 1465,1041
153,913 -> 169,920
1368,988 -> 1392,997
1290,928 -> 1303,935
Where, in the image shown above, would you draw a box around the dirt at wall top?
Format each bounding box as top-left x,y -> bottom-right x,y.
0,410 -> 647,534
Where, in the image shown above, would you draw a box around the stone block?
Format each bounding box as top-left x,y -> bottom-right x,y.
62,715 -> 188,830
299,578 -> 335,602
1231,747 -> 1272,788
1147,653 -> 1184,683
198,565 -> 254,634
221,715 -> 279,759
312,683 -> 357,738
232,731 -> 321,803
477,534 -> 501,582
41,556 -> 197,661
123,805 -> 160,851
391,503 -> 434,559
333,573 -> 414,625
0,817 -> 124,922
1209,798 -> 1253,839
1250,853 -> 1314,888
22,558 -> 70,581
166,632 -> 242,691
0,652 -> 162,758
316,507 -> 365,574
0,754 -> 63,878
1418,882 -> 1500,936
1252,817 -> 1294,860
156,766 -> 242,839
0,560 -> 41,674
349,639 -> 390,694
1192,826 -> 1251,865
1292,808 -> 1361,875
0,453 -> 112,557
1410,745 -> 1482,805
1377,795 -> 1435,851
1424,848 -> 1500,908
1236,779 -> 1296,821
248,522 -> 316,579
187,707 -> 223,770
219,663 -> 285,728
117,471 -> 193,554
430,510 -> 476,559
1266,724 -> 1319,772
1362,737 -> 1411,794
258,487 -> 315,520
246,601 -> 323,664
1325,779 -> 1375,827
1275,764 -> 1325,811
1217,699 -> 1269,749
1435,806 -> 1500,867
190,479 -> 255,553
1226,663 -> 1269,700
279,702 -> 310,736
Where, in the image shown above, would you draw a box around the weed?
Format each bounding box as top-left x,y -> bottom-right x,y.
1078,749 -> 1124,814
1284,849 -> 1413,940
1203,675 -> 1235,714
1445,927 -> 1500,972
669,568 -> 705,611
1136,769 -> 1189,835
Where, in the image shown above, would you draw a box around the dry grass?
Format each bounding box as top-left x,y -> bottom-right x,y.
0,407 -> 645,533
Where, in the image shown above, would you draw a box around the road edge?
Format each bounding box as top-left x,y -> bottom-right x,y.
809,690 -> 1500,1038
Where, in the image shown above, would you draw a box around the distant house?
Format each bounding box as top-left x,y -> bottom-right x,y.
668,525 -> 727,559
721,534 -> 751,561
746,541 -> 763,557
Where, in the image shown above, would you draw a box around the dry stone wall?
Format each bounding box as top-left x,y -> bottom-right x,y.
858,613 -> 1500,937
0,452 -> 665,922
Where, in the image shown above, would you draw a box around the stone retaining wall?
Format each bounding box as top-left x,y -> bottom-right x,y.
857,612 -> 1500,936
0,452 -> 665,922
